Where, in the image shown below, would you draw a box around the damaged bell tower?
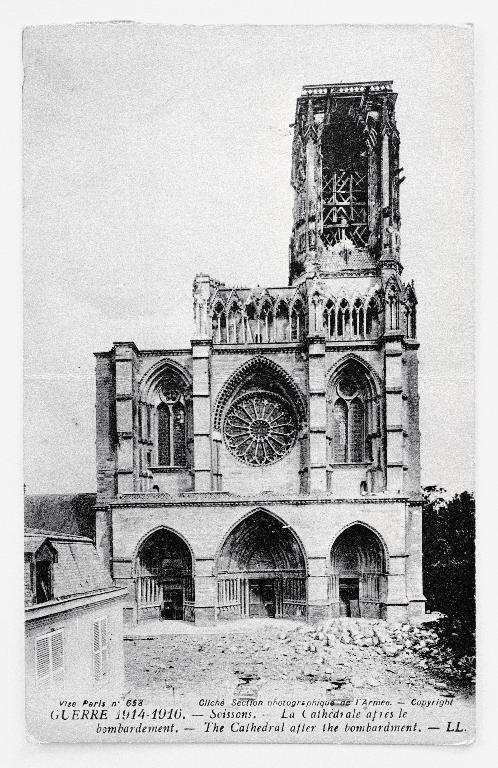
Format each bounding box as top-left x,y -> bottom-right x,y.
289,81 -> 404,283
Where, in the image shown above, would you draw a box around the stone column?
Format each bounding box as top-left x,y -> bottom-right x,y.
307,334 -> 327,494
307,556 -> 329,624
404,343 -> 422,496
194,558 -> 217,625
406,501 -> 426,621
385,553 -> 409,621
114,342 -> 138,494
192,339 -> 212,492
384,333 -> 404,493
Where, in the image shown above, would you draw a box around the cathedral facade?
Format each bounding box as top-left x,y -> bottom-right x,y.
94,80 -> 425,626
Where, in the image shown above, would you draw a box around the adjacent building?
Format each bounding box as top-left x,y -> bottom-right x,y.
94,81 -> 425,625
25,529 -> 127,695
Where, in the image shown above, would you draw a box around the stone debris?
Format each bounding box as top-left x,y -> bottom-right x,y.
283,617 -> 440,663
124,618 -> 473,697
275,617 -> 474,687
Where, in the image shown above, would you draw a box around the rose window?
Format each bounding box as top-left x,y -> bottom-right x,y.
224,392 -> 297,466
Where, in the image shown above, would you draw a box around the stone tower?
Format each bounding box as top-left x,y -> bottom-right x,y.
284,81 -> 420,499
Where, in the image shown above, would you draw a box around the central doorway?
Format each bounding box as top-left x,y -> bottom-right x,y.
249,579 -> 276,617
216,510 -> 307,620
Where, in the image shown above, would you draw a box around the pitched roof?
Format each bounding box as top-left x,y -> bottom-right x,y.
24,528 -> 114,601
24,534 -> 53,555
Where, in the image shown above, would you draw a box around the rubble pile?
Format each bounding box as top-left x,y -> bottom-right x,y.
125,618 -> 474,696
279,618 -> 475,684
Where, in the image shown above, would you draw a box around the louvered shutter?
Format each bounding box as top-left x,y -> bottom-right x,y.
93,617 -> 109,681
100,616 -> 109,678
35,630 -> 64,687
93,620 -> 101,680
35,635 -> 51,684
51,629 -> 64,683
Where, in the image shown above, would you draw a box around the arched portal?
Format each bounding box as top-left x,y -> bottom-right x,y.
329,524 -> 387,619
134,528 -> 194,623
216,510 -> 307,620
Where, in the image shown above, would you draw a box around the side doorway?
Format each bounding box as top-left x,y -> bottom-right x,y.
339,577 -> 360,617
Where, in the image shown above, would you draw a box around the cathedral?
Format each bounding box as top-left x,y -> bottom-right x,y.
94,80 -> 425,626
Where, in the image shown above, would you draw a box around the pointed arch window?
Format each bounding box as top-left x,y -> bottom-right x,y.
260,302 -> 274,343
157,392 -> 187,467
349,398 -> 365,462
386,290 -> 399,330
157,403 -> 171,466
290,301 -> 304,341
324,299 -> 336,339
405,304 -> 416,339
331,396 -> 365,463
227,303 -> 243,344
366,298 -> 379,337
244,302 -> 258,343
212,302 -> 227,344
275,301 -> 290,342
332,399 -> 347,462
328,369 -> 368,464
337,299 -> 350,338
352,298 -> 365,337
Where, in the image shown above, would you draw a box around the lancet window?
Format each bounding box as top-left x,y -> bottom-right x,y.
260,301 -> 274,343
352,298 -> 365,337
386,290 -> 400,331
212,302 -> 227,344
366,298 -> 379,336
324,299 -> 336,338
227,302 -> 243,344
337,299 -> 350,338
275,300 -> 290,342
157,390 -> 187,468
290,300 -> 305,341
405,303 -> 416,339
327,366 -> 374,465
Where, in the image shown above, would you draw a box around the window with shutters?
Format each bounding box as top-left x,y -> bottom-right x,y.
93,616 -> 109,682
35,629 -> 64,687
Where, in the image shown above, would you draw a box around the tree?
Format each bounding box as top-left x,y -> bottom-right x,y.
422,487 -> 475,658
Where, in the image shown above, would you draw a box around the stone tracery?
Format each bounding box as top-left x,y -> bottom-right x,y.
224,391 -> 297,466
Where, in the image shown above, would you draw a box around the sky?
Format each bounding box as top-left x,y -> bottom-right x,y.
23,23 -> 474,495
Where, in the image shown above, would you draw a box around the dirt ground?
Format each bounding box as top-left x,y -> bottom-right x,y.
123,618 -> 474,705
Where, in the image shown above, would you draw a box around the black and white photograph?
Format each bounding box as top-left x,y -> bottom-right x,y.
20,21 -> 476,747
